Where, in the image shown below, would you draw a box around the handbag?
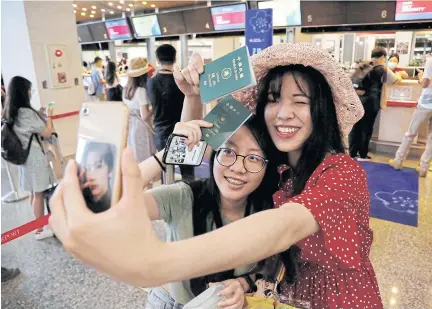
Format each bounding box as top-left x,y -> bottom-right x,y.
244,256 -> 311,309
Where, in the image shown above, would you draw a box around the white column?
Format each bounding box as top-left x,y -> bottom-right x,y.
1,0 -> 85,157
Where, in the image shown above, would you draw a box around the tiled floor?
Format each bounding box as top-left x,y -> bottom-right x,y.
1,154 -> 431,309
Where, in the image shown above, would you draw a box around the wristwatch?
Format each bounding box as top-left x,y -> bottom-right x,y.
239,275 -> 257,293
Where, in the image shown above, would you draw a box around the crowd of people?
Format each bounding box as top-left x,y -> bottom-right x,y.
2,42 -> 431,308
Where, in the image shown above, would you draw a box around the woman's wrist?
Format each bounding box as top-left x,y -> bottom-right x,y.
236,277 -> 250,293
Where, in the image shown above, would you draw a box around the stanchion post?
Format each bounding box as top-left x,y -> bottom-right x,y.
163,164 -> 175,185
1,160 -> 29,203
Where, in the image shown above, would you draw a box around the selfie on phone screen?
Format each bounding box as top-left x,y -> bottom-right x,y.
76,139 -> 117,213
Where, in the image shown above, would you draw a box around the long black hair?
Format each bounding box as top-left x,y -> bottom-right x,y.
190,118 -> 280,296
105,61 -> 117,86
3,76 -> 37,123
125,73 -> 148,100
253,65 -> 345,284
256,64 -> 345,195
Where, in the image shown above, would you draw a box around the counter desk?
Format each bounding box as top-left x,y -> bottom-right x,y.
373,79 -> 428,152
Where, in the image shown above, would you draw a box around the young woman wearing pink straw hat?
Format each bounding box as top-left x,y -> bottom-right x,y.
49,44 -> 382,309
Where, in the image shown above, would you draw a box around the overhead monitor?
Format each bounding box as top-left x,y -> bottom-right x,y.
132,15 -> 162,37
157,11 -> 187,36
258,0 -> 301,27
77,24 -> 93,43
346,1 -> 396,24
182,7 -> 215,33
395,0 -> 432,21
211,3 -> 247,31
301,1 -> 346,26
87,21 -> 109,42
105,18 -> 133,40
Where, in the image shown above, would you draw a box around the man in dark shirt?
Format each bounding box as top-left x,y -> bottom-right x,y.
147,44 -> 194,181
349,47 -> 399,160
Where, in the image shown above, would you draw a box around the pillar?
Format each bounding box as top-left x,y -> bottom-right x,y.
1,0 -> 85,157
180,34 -> 189,69
146,37 -> 156,66
108,42 -> 117,63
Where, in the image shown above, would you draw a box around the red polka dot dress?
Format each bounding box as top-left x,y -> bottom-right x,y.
274,154 -> 383,309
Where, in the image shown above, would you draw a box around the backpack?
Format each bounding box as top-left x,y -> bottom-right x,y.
1,120 -> 41,165
351,61 -> 374,92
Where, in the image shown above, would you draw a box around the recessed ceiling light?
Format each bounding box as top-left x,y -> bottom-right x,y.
82,8 -> 87,11
142,1 -> 147,4
120,0 -> 124,3
126,8 -> 131,11
81,12 -> 86,16
150,4 -> 155,7
90,14 -> 94,18
91,5 -> 97,9
110,10 -> 115,14
73,10 -> 77,13
91,10 -> 96,14
73,3 -> 77,8
108,2 -> 113,6
117,5 -> 122,9
101,9 -> 106,12
128,4 -> 134,7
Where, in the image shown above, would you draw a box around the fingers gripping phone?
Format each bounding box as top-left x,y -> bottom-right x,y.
162,134 -> 207,166
75,102 -> 129,213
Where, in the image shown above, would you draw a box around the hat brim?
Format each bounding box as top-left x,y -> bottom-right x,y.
232,43 -> 364,138
127,66 -> 151,78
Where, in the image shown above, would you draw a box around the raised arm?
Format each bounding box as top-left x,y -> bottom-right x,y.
173,53 -> 205,122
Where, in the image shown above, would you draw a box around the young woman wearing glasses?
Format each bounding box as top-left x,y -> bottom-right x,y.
138,119 -> 279,309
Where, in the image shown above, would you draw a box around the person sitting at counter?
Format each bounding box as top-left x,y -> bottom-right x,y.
389,58 -> 432,177
82,61 -> 89,74
388,53 -> 409,79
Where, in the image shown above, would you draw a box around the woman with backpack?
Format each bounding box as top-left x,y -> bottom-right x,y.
3,76 -> 54,240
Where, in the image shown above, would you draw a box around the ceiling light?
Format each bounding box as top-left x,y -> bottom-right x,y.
101,9 -> 106,12
81,12 -> 86,16
82,8 -> 87,11
74,10 -> 77,13
91,5 -> 97,9
73,3 -> 77,8
108,2 -> 113,6
110,10 -> 115,14
142,1 -> 147,4
151,4 -> 155,7
128,4 -> 134,7
90,14 -> 94,18
91,10 -> 96,14
117,5 -> 122,9
120,0 -> 125,3
126,8 -> 131,11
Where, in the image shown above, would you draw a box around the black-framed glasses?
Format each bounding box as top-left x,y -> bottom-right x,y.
216,148 -> 268,173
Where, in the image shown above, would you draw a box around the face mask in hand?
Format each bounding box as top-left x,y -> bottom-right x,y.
388,62 -> 397,70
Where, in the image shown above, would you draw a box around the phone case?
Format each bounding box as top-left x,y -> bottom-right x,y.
75,102 -> 129,213
162,134 -> 207,167
183,284 -> 225,309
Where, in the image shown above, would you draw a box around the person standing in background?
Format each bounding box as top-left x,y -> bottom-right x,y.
105,61 -> 122,101
389,58 -> 432,177
122,58 -> 156,169
147,44 -> 194,181
90,56 -> 106,101
387,53 -> 409,79
350,47 -> 399,161
3,76 -> 54,240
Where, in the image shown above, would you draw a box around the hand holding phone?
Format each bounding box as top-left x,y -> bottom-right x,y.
162,120 -> 212,167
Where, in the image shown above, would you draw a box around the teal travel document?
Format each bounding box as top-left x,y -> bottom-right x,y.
199,46 -> 256,104
202,95 -> 253,150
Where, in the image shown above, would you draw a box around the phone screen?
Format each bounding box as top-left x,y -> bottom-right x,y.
164,135 -> 207,166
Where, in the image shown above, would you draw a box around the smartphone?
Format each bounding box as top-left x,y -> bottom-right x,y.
162,134 -> 207,166
75,102 -> 129,213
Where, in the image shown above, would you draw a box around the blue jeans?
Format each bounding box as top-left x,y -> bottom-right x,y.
145,287 -> 184,309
